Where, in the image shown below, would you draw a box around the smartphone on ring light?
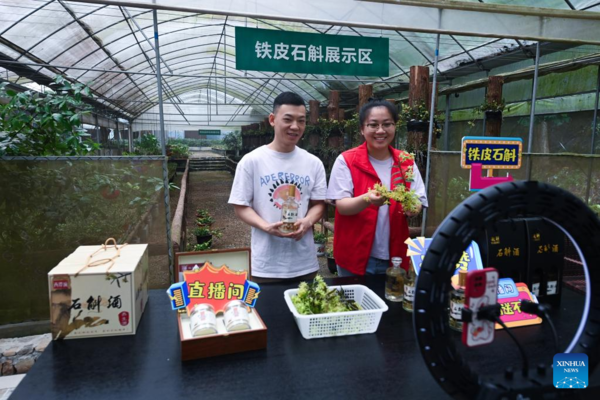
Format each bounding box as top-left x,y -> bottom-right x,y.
462,268 -> 499,347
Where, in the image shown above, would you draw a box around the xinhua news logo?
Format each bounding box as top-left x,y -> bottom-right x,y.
553,353 -> 588,389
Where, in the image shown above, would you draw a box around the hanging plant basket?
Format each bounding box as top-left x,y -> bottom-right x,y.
406,120 -> 429,133
484,110 -> 503,120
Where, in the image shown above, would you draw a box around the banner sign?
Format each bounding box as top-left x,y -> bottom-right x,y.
235,27 -> 389,77
167,262 -> 260,314
199,129 -> 221,136
461,137 -> 523,170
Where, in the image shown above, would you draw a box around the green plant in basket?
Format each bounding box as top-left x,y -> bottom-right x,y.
291,275 -> 361,315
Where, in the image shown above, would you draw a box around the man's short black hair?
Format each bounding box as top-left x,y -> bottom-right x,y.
273,92 -> 306,113
359,98 -> 399,126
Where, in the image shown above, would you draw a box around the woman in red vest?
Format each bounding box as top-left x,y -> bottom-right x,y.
327,99 -> 428,276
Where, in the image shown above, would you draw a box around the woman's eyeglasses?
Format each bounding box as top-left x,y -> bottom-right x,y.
365,122 -> 395,131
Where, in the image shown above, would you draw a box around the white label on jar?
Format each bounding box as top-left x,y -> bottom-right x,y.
450,301 -> 464,320
546,280 -> 557,295
282,208 -> 298,223
190,308 -> 217,335
404,285 -> 415,302
224,304 -> 250,331
532,283 -> 540,296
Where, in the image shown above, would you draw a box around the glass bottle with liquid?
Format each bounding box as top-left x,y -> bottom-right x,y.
385,257 -> 405,302
449,270 -> 467,332
279,185 -> 299,233
402,261 -> 416,312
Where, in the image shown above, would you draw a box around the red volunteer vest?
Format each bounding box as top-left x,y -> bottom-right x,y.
333,143 -> 413,275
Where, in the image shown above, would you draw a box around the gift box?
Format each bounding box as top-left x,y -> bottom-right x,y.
48,239 -> 149,340
175,248 -> 267,361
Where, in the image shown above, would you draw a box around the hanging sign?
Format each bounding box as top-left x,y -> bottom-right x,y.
461,136 -> 522,170
235,27 -> 389,77
461,136 -> 522,191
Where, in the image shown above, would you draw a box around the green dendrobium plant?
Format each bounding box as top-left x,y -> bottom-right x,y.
0,76 -> 100,156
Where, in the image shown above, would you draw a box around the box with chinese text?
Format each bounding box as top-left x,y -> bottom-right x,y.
175,248 -> 267,361
48,242 -> 149,340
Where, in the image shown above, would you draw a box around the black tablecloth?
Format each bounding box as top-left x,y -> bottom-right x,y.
11,275 -> 599,399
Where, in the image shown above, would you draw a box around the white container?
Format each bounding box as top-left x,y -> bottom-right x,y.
283,284 -> 389,340
48,243 -> 149,340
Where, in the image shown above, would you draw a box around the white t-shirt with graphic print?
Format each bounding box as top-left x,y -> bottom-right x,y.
228,145 -> 327,278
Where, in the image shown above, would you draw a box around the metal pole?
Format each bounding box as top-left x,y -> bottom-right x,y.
443,94 -> 451,151
153,9 -> 174,282
584,66 -> 600,203
128,119 -> 134,152
526,42 -> 541,180
421,33 -> 440,237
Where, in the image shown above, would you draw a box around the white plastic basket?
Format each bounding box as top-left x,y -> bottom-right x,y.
283,284 -> 389,339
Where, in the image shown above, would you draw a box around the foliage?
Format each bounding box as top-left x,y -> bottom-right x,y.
222,131 -> 242,152
476,99 -> 506,114
313,231 -> 328,244
467,99 -> 508,128
193,226 -> 222,238
168,143 -> 189,159
168,138 -> 223,147
0,161 -> 166,253
129,134 -> 161,155
196,208 -> 210,219
291,275 -> 360,315
0,76 -> 99,156
191,242 -> 212,251
196,215 -> 214,226
325,246 -> 334,258
398,101 -> 444,137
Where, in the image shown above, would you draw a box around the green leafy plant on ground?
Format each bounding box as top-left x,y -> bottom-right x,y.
0,76 -> 99,156
168,143 -> 189,158
313,232 -> 328,244
222,131 -> 242,152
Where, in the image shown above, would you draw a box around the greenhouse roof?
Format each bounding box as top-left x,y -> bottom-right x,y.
1,0 -> 600,126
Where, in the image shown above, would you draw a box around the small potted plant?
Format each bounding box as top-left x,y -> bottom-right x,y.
196,215 -> 214,227
193,226 -> 221,245
313,232 -> 328,256
196,208 -> 210,218
326,247 -> 336,274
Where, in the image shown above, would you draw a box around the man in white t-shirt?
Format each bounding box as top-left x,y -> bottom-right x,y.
228,92 -> 327,282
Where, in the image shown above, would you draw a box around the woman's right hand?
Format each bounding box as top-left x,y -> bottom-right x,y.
364,190 -> 386,207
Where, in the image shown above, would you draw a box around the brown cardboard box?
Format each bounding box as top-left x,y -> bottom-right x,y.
175,248 -> 267,361
48,243 -> 149,340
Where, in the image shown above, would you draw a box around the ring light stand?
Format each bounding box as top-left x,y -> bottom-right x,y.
413,180 -> 600,399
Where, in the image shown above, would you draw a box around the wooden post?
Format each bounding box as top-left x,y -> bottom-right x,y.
309,100 -> 320,125
485,76 -> 504,137
409,66 -> 429,109
408,66 -> 430,178
327,90 -> 340,120
358,85 -> 373,110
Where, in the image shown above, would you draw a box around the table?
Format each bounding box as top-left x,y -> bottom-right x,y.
10,276 -> 599,399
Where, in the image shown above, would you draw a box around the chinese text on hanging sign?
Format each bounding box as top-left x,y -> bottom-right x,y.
236,27 -> 389,77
